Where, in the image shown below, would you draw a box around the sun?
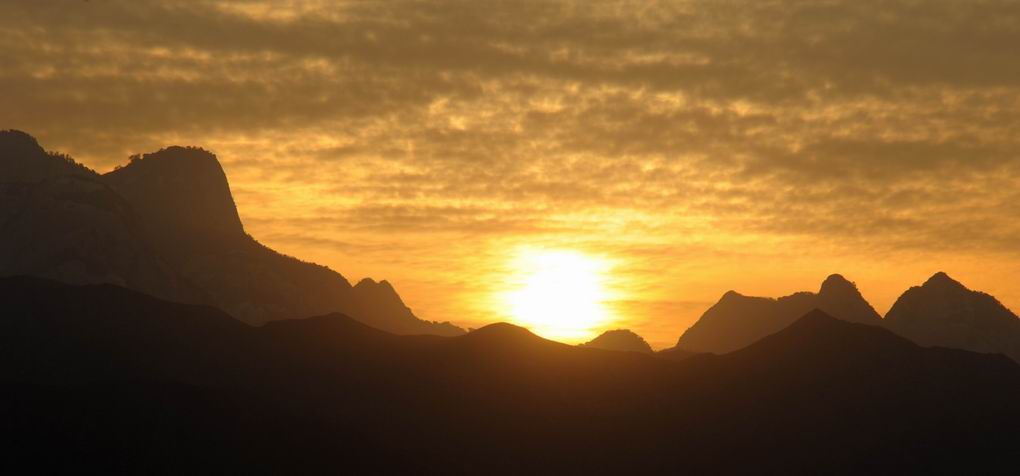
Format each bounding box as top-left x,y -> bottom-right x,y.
499,248 -> 617,341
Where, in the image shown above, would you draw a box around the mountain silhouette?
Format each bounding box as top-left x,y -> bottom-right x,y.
3,277 -> 1018,474
0,130 -> 462,335
0,139 -> 207,304
580,329 -> 654,353
105,146 -> 246,242
0,130 -> 94,182
884,272 -> 1020,362
674,274 -> 881,353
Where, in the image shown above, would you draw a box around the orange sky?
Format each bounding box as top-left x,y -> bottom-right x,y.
3,0 -> 1020,348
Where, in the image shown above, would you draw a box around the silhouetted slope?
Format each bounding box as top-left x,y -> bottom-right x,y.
3,279 -> 1018,474
0,131 -> 462,335
675,274 -> 881,353
350,278 -> 464,336
0,130 -> 95,183
884,272 -> 1020,362
0,172 -> 208,304
816,273 -> 882,323
100,145 -> 460,334
581,329 -> 654,353
671,310 -> 1020,473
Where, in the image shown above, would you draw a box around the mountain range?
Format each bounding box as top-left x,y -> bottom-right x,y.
673,272 -> 1020,363
5,129 -> 1020,472
3,276 -> 1018,474
675,274 -> 881,353
0,130 -> 461,335
7,130 -> 1019,362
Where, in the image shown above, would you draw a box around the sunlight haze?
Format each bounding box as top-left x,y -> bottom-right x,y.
499,248 -> 619,341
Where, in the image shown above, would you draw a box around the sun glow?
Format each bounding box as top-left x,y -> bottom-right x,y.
500,248 -> 617,341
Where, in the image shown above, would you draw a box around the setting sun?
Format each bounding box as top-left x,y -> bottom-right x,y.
499,248 -> 617,341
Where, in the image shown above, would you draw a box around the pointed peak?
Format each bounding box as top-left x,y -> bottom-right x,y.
923,272 -> 966,290
774,308 -> 865,338
796,308 -> 839,323
354,277 -> 379,288
731,308 -> 919,361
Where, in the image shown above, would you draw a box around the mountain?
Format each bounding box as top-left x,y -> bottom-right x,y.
0,135 -> 206,304
674,274 -> 881,353
104,146 -> 246,243
580,329 -> 653,353
0,130 -> 94,182
884,272 -> 1020,362
3,277 -> 1018,474
0,131 -> 462,335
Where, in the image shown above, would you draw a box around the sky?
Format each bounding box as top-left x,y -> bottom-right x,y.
3,0 -> 1019,348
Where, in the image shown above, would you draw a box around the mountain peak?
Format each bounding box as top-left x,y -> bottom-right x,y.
1,130 -> 95,182
923,272 -> 966,290
353,278 -> 402,304
0,129 -> 44,156
104,145 -> 244,240
789,308 -> 840,327
819,274 -> 855,294
676,274 -> 881,353
581,329 -> 653,354
885,273 -> 1020,362
729,308 -> 920,362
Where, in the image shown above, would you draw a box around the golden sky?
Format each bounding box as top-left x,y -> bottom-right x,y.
3,0 -> 1020,348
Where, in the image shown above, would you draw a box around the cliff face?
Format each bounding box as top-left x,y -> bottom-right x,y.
0,131 -> 463,335
104,146 -> 245,243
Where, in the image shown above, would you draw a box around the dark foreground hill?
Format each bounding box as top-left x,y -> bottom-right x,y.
0,130 -> 461,335
3,277 -> 1018,474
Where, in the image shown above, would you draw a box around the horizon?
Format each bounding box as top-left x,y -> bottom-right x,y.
7,129 -> 1014,350
3,0 -> 1020,349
